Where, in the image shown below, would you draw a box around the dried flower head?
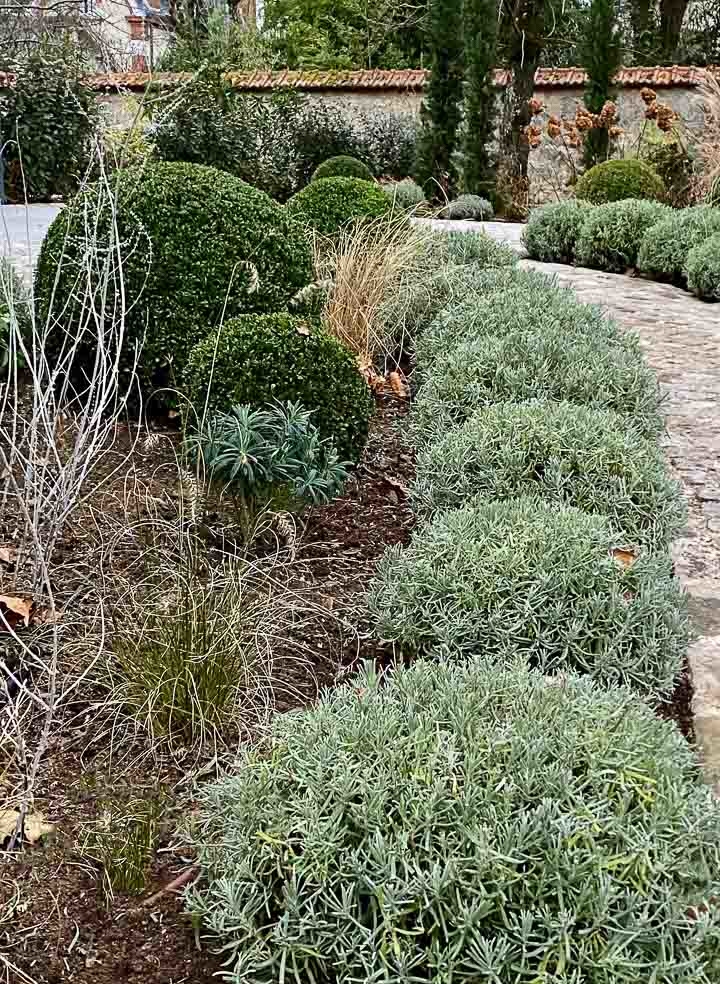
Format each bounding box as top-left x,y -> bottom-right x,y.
529,97 -> 545,116
608,126 -> 624,140
547,122 -> 562,139
655,103 -> 676,132
640,87 -> 657,105
598,101 -> 618,126
575,109 -> 597,132
645,100 -> 659,120
526,123 -> 543,148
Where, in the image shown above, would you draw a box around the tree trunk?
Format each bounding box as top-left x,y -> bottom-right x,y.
498,0 -> 545,185
660,0 -> 689,58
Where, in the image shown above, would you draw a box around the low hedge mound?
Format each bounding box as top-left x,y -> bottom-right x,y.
574,198 -> 671,272
370,497 -> 688,695
285,176 -> 390,235
686,232 -> 720,300
311,155 -> 374,182
443,230 -> 517,268
382,178 -> 425,210
412,324 -> 663,445
412,400 -> 685,548
522,199 -> 590,263
184,312 -> 373,462
34,162 -> 312,396
187,660 -> 720,984
439,194 -> 493,220
575,158 -> 666,204
637,205 -> 720,283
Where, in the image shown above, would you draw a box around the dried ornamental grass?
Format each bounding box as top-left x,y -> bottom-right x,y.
412,324 -> 663,446
187,660 -> 720,984
369,497 -> 688,696
411,400 -> 685,548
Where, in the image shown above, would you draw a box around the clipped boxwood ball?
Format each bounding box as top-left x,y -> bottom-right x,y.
184,312 -> 373,462
687,231 -> 720,300
575,159 -> 666,204
285,176 -> 390,235
34,162 -> 312,397
187,660 -> 720,984
574,198 -> 671,272
311,155 -> 374,182
522,199 -> 591,263
412,400 -> 685,548
637,205 -> 720,284
370,496 -> 688,696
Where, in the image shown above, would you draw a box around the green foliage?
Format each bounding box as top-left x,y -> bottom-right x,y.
370,497 -> 688,695
285,176 -> 389,234
579,0 -> 621,167
34,162 -> 312,398
461,0 -> 498,196
382,178 -> 426,211
443,230 -> 516,267
439,194 -> 494,220
643,141 -> 695,207
575,158 -> 666,204
0,258 -> 31,370
638,206 -> 720,284
101,123 -> 156,174
186,401 -> 349,523
416,279 -> 636,378
311,155 -> 374,182
413,322 -> 662,445
82,794 -> 162,903
0,46 -> 98,203
414,0 -> 464,197
686,232 -> 720,300
522,200 -> 591,263
412,400 -> 685,548
184,312 -> 373,462
188,659 -> 720,983
574,198 -> 672,272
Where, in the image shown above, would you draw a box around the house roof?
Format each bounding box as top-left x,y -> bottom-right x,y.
1,65 -> 717,93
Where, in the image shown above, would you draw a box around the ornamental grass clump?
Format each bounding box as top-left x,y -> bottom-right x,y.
637,205 -> 720,283
574,198 -> 672,272
416,279 -> 631,375
412,323 -> 663,446
412,400 -> 685,548
686,232 -> 720,300
522,199 -> 591,263
187,660 -> 720,984
370,497 -> 688,695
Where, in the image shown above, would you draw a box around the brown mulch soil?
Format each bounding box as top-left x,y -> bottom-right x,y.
0,394 -> 415,984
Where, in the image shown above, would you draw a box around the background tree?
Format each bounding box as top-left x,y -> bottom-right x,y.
461,0 -> 498,196
580,0 -> 621,168
413,0 -> 464,198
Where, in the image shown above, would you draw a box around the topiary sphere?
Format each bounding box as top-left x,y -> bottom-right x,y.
285,176 -> 390,235
522,199 -> 592,263
311,155 -> 374,182
574,198 -> 671,272
188,660 -> 720,984
34,162 -> 313,397
686,231 -> 720,300
370,496 -> 688,696
575,158 -> 666,205
183,312 -> 373,462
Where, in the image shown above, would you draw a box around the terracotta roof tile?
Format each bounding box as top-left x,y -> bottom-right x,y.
1,65 -> 717,93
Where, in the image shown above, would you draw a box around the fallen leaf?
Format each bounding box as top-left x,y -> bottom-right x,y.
167,409 -> 180,420
0,594 -> 33,630
388,370 -> 409,399
0,546 -> 16,564
35,606 -> 62,625
295,324 -> 311,336
610,547 -> 638,569
0,809 -> 55,846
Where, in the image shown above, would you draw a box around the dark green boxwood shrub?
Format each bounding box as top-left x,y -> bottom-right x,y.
575,158 -> 666,204
35,162 -> 312,396
412,324 -> 663,445
188,659 -> 720,984
574,198 -> 672,272
416,279 -> 632,375
412,400 -> 685,547
370,497 -> 688,695
285,176 -> 390,235
439,194 -> 493,220
686,232 -> 720,300
522,200 -> 591,263
184,313 -> 373,462
311,155 -> 374,182
637,205 -> 720,283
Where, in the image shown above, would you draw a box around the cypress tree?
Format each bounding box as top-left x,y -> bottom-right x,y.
414,0 -> 465,199
461,0 -> 498,196
580,0 -> 622,168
